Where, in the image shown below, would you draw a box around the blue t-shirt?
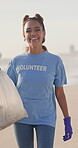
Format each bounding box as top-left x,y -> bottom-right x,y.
7,51 -> 67,127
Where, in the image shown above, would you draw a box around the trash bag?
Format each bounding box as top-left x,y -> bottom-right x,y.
0,70 -> 28,130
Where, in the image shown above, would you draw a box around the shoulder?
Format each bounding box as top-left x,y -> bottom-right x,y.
7,53 -> 27,69
47,51 -> 62,63
10,53 -> 27,63
13,53 -> 27,60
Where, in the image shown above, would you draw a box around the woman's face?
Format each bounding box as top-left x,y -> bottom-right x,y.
24,20 -> 45,48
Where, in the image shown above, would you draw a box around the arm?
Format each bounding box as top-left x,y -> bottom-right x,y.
55,86 -> 73,141
55,86 -> 69,118
6,60 -> 17,86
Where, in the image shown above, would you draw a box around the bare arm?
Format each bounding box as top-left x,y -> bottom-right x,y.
55,86 -> 69,118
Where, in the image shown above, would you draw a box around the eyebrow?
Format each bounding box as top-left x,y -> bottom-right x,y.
26,27 -> 40,30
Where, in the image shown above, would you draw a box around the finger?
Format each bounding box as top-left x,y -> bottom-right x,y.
68,133 -> 72,139
63,133 -> 72,141
63,135 -> 67,141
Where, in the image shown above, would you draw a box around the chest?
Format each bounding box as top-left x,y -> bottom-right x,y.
16,62 -> 56,88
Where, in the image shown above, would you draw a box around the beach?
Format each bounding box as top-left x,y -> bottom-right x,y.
0,85 -> 78,148
54,85 -> 78,148
0,52 -> 78,148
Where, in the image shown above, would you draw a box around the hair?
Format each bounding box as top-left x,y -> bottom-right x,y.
23,13 -> 47,51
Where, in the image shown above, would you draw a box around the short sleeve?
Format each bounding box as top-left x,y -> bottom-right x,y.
53,58 -> 67,87
6,60 -> 17,86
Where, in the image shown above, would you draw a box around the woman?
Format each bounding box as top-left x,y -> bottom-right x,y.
7,14 -> 73,148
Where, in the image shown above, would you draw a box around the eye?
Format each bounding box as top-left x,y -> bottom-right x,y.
26,30 -> 31,33
35,28 -> 40,32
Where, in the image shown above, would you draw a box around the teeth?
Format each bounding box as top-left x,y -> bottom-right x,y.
31,37 -> 38,40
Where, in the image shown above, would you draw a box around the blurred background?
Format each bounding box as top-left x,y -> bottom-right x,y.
0,1 -> 78,148
0,0 -> 78,84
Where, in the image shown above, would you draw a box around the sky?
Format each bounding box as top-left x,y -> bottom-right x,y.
0,0 -> 78,58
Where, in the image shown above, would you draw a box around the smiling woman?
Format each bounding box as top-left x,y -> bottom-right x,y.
23,14 -> 47,53
6,13 -> 73,148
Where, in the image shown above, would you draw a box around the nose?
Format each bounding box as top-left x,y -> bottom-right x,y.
31,30 -> 36,35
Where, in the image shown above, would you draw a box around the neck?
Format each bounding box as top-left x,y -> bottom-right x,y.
27,46 -> 45,54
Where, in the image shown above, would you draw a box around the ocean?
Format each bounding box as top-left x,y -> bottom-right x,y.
59,51 -> 78,85
0,51 -> 78,86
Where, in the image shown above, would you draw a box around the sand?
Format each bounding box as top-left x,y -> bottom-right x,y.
0,85 -> 78,148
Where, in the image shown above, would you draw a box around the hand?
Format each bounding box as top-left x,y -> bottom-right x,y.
63,117 -> 73,141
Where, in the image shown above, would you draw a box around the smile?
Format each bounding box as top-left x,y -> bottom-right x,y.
30,37 -> 39,41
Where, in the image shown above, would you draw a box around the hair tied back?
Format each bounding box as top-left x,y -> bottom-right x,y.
35,14 -> 44,22
23,15 -> 29,25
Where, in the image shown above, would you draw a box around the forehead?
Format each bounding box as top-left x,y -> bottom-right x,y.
25,20 -> 42,29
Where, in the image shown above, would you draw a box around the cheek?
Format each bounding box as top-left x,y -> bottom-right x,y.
41,31 -> 45,38
25,34 -> 29,41
40,33 -> 44,41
